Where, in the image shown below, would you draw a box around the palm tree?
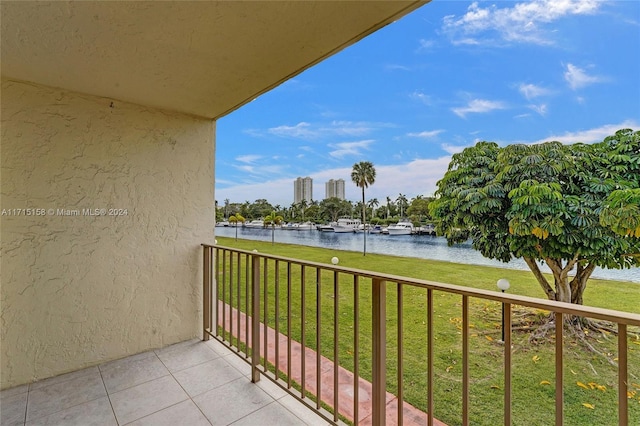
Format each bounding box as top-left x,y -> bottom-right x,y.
298,199 -> 309,221
367,198 -> 379,220
351,161 -> 376,255
228,214 -> 245,240
397,193 -> 408,218
386,196 -> 392,219
264,211 -> 283,245
223,198 -> 230,219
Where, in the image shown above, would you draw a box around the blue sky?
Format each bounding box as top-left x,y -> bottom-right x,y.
215,0 -> 640,208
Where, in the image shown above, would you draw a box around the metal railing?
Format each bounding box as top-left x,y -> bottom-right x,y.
202,244 -> 640,425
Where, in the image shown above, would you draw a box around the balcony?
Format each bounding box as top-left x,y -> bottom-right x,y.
203,244 -> 640,426
2,244 -> 638,425
0,338 -> 328,426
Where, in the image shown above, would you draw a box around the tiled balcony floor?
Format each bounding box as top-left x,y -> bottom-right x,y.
0,338 -> 330,426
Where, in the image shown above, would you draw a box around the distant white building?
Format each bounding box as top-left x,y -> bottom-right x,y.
325,178 -> 345,200
294,177 -> 313,204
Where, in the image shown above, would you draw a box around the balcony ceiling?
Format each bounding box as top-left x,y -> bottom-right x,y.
1,1 -> 426,119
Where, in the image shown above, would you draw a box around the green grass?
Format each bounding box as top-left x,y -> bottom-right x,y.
214,236 -> 640,426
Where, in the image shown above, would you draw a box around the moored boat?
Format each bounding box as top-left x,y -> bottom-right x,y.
332,218 -> 361,233
293,221 -> 315,230
369,224 -> 383,234
244,219 -> 265,228
317,222 -> 336,232
387,221 -> 414,235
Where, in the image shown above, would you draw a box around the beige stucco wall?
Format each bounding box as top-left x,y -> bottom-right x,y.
0,79 -> 215,389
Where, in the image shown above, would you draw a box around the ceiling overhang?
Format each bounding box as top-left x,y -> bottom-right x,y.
1,1 -> 428,119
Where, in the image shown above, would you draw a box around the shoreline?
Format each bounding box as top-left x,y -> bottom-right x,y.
215,236 -> 640,314
213,230 -> 640,284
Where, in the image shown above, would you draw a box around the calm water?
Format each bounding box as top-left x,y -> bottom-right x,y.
213,226 -> 640,283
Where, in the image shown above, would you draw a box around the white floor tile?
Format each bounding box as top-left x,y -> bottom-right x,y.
193,378 -> 273,425
156,340 -> 218,373
124,400 -> 210,426
109,375 -> 188,425
173,357 -> 243,398
26,373 -> 106,422
100,354 -> 169,394
0,391 -> 28,426
26,396 -> 117,426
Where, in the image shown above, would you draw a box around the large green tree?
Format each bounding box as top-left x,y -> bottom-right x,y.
319,197 -> 352,222
351,161 -> 376,255
430,129 -> 640,309
407,196 -> 434,223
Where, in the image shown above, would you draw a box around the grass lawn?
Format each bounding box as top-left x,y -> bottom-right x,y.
214,236 -> 640,426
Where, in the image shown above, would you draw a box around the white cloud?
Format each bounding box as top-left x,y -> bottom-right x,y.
417,38 -> 436,52
328,140 -> 375,159
268,122 -> 317,139
365,159 -> 452,201
215,159 -> 453,206
518,83 -> 552,99
259,120 -> 391,140
442,0 -> 600,45
385,64 -> 412,71
407,130 -> 444,139
452,99 -> 506,118
440,143 -> 469,155
324,121 -> 376,137
563,63 -> 602,90
528,103 -> 548,115
529,120 -> 639,144
235,154 -> 262,163
410,91 -> 432,105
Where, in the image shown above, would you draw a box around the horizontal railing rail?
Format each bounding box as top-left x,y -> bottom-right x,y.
202,243 -> 640,426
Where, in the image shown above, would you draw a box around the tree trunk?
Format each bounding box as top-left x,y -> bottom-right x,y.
523,256 -> 593,305
570,263 -> 595,304
523,257 -> 556,300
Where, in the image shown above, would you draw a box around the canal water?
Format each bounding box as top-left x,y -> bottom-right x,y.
213,226 -> 640,283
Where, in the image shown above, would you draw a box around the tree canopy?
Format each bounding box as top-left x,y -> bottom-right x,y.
429,129 -> 640,305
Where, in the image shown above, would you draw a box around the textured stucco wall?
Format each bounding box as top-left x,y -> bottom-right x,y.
0,79 -> 215,389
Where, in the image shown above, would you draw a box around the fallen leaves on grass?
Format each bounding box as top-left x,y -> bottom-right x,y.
532,355 -> 540,363
577,381 -> 607,392
582,403 -> 595,409
540,380 -> 551,385
486,335 -> 494,341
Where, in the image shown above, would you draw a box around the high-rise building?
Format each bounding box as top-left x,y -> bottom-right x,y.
325,179 -> 345,200
294,177 -> 313,204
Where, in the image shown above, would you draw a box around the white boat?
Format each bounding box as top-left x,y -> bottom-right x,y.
244,220 -> 265,228
215,220 -> 230,227
332,218 -> 361,233
369,224 -> 383,234
293,221 -> 315,230
419,224 -> 436,235
317,222 -> 336,232
387,221 -> 414,235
